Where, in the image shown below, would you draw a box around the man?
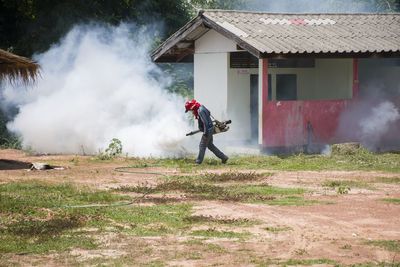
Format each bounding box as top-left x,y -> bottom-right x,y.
185,99 -> 229,164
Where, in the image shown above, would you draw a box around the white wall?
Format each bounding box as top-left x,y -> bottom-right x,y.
195,30 -> 238,53
267,58 -> 353,101
227,68 -> 259,141
194,53 -> 228,120
194,29 -> 244,140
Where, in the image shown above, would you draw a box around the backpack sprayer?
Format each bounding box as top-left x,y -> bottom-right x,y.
186,119 -> 232,136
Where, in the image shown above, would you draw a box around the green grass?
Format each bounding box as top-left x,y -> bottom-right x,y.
0,181 -> 130,214
364,240 -> 400,252
322,180 -> 374,190
184,215 -> 259,226
190,228 -> 250,239
381,198 -> 400,205
282,258 -> 337,266
0,181 -> 193,254
374,177 -> 400,184
89,203 -> 193,236
117,147 -> 400,173
251,258 -> 337,266
117,179 -> 314,206
350,262 -> 400,267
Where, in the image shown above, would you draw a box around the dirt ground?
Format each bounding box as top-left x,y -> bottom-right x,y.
0,149 -> 399,266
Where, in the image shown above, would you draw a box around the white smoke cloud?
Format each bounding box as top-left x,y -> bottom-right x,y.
1,24 -> 193,157
237,0 -> 389,13
359,101 -> 400,149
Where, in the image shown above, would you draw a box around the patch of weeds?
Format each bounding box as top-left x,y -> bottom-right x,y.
350,262 -> 400,267
283,258 -> 337,266
0,182 -> 130,214
323,180 -> 373,190
251,258 -> 337,266
325,180 -> 379,194
186,251 -> 202,260
4,213 -> 86,236
294,248 -> 308,256
374,177 -> 400,184
0,233 -> 96,254
117,147 -> 400,172
264,226 -> 292,233
203,171 -> 270,182
381,198 -> 400,205
0,181 -> 131,254
205,243 -> 226,253
267,196 -> 319,206
184,215 -> 258,227
340,244 -> 352,250
90,203 -> 193,236
364,240 -> 400,252
0,181 -> 194,255
190,228 -> 250,239
144,260 -> 166,267
117,181 -> 313,205
337,185 -> 351,194
233,184 -> 305,195
96,138 -> 123,160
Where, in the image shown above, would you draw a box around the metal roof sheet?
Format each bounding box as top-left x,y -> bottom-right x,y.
203,10 -> 400,54
151,10 -> 400,62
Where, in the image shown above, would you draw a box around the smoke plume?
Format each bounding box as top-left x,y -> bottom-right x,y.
1,24 -> 193,157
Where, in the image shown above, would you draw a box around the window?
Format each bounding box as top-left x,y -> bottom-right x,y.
276,74 -> 297,100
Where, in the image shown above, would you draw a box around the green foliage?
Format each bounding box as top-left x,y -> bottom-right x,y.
337,185 -> 350,194
161,63 -> 194,98
0,0 -> 193,56
97,138 -> 123,160
189,0 -> 245,12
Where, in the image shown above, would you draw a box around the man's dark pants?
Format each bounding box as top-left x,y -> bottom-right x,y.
196,134 -> 227,164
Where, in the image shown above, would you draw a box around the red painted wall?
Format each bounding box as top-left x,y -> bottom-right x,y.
261,58 -> 358,148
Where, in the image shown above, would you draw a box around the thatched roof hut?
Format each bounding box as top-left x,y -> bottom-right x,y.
0,48 -> 39,83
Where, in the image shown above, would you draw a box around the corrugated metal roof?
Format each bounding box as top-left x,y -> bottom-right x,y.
204,10 -> 400,54
152,10 -> 400,62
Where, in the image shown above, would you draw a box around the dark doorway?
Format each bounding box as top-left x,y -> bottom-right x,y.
250,74 -> 259,143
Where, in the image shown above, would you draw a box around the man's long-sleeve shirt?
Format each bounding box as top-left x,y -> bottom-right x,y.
197,105 -> 214,135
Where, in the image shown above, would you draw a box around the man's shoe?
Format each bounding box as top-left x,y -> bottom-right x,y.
221,156 -> 229,164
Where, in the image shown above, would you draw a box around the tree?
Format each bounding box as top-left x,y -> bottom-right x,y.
0,0 -> 192,56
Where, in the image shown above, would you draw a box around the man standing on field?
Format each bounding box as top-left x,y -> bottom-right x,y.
185,99 -> 228,164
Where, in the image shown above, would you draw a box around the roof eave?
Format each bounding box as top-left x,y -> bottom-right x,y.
261,51 -> 400,58
151,15 -> 205,62
151,11 -> 264,63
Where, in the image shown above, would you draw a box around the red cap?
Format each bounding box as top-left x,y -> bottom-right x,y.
185,99 -> 200,113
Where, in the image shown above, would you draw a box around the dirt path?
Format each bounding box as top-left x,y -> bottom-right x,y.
1,149 -> 399,266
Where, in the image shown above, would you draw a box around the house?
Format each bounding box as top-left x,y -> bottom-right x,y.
152,10 -> 400,152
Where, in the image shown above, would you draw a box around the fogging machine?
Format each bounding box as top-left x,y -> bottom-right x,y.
186,119 -> 232,136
